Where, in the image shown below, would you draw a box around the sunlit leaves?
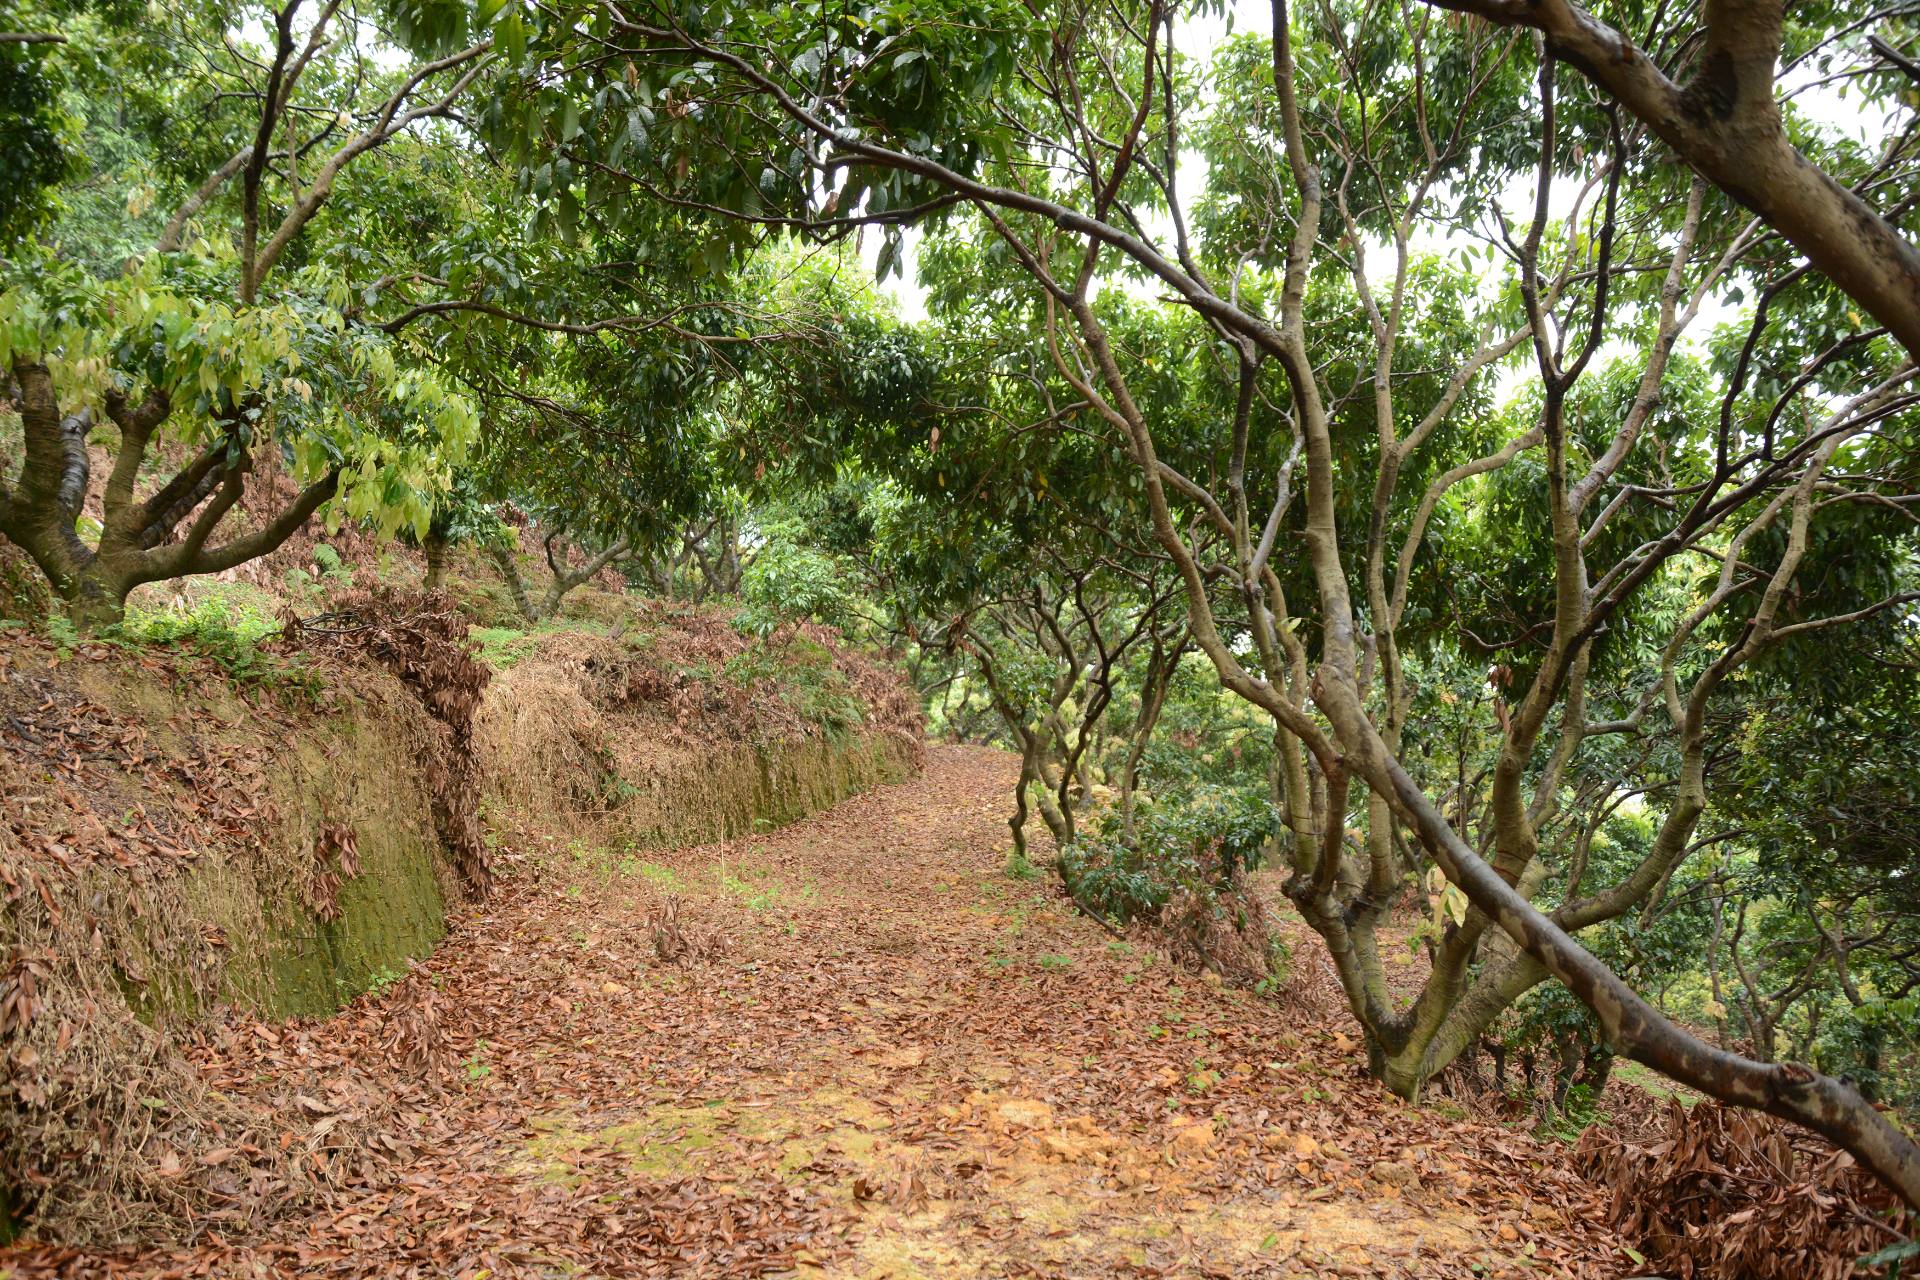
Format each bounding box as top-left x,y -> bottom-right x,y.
1,247 -> 480,540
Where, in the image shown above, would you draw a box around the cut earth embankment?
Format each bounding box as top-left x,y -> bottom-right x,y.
0,607 -> 921,1242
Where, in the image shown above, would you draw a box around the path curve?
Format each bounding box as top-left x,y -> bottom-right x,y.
3,745 -> 1624,1279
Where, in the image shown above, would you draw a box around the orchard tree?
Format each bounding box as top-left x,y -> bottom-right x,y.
438,230 -> 941,621
1,0 -> 499,626
743,271 -> 1200,868
1707,639 -> 1920,1107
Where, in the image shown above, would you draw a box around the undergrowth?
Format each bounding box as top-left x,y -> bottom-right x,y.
468,625 -> 542,669
0,543 -> 53,620
468,617 -> 617,670
1538,1084 -> 1605,1143
55,597 -> 327,698
724,633 -> 866,741
1061,786 -> 1277,924
1060,787 -> 1286,991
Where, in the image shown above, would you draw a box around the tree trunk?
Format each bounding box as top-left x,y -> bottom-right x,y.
1008,742 -> 1037,861
1032,742 -> 1074,846
1421,0 -> 1920,360
423,530 -> 449,593
536,533 -> 630,620
487,542 -> 541,622
1580,1042 -> 1614,1102
65,568 -> 130,629
4,359 -> 336,629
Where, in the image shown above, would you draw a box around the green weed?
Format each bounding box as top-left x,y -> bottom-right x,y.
364,965 -> 406,998
1004,849 -> 1042,881
636,862 -> 684,891
717,864 -> 811,911
468,625 -> 539,668
44,614 -> 80,655
1539,1083 -> 1604,1143
107,597 -> 322,696
1253,936 -> 1293,998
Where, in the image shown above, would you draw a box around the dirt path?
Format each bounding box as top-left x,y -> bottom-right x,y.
3,746 -> 1627,1279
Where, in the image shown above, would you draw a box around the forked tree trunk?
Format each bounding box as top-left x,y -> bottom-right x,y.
488,532 -> 630,624
2,360 -> 337,629
1031,743 -> 1073,846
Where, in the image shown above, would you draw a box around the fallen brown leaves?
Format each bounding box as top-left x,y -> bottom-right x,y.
0,635 -> 282,874
4,745 -> 1635,1278
0,631 -> 469,1241
286,588 -> 493,895
1578,1097 -> 1914,1279
648,896 -> 725,965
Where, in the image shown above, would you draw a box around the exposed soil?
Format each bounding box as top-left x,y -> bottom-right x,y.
0,746 -> 1630,1278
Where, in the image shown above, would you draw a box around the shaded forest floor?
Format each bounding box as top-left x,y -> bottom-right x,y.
2,746 -> 1630,1279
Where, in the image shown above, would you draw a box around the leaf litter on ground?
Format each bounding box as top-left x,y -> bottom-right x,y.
2,746 -> 1632,1279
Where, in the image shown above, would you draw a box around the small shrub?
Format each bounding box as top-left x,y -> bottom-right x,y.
1061,786 -> 1286,990
363,965 -> 407,998
110,597 -> 320,693
1253,934 -> 1293,998
312,543 -> 348,579
735,536 -> 854,637
1541,1082 -> 1602,1143
635,862 -> 683,891
44,613 -> 81,655
1060,785 -> 1279,925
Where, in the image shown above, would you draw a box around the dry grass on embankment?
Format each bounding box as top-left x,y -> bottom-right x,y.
0,604 -> 922,1245
475,605 -> 922,852
0,631 -> 458,1240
